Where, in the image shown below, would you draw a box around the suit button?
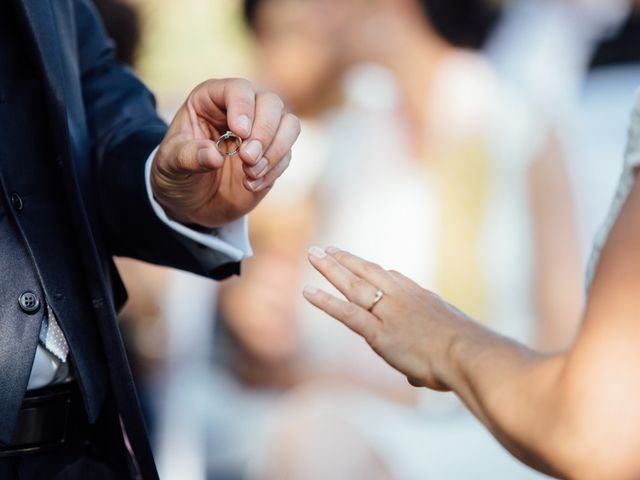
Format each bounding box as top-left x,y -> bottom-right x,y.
10,193 -> 23,211
19,292 -> 41,314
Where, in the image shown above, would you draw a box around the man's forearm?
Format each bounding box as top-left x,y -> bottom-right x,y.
440,321 -> 567,477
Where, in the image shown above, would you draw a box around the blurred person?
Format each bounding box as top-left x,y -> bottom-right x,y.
487,0 -> 640,300
303,84 -> 640,480
205,0 -> 583,478
487,0 -> 636,264
0,1 -> 300,479
488,0 -> 632,127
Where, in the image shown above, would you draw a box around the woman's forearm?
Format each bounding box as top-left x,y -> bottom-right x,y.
306,177 -> 640,479
437,321 -> 568,476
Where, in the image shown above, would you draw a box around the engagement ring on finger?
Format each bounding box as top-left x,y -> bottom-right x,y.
216,131 -> 243,157
368,289 -> 385,312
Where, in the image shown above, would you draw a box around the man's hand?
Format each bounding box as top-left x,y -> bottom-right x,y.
151,78 -> 300,228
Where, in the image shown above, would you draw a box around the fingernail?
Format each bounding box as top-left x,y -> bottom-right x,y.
326,246 -> 341,255
237,115 -> 251,135
244,140 -> 262,163
249,157 -> 269,177
247,177 -> 265,191
197,148 -> 209,167
304,286 -> 319,296
308,246 -> 327,259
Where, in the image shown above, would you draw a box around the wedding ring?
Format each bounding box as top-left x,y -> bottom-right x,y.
368,289 -> 385,312
215,131 -> 243,157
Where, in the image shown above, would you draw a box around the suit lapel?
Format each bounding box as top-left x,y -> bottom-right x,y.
15,0 -> 66,109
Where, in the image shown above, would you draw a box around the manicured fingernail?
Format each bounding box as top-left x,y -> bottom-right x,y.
247,177 -> 265,191
326,246 -> 340,254
244,140 -> 262,163
308,246 -> 326,259
304,286 -> 319,296
249,157 -> 269,177
237,115 -> 251,135
197,148 -> 209,167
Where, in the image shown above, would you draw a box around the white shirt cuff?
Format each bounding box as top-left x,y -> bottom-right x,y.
144,147 -> 253,262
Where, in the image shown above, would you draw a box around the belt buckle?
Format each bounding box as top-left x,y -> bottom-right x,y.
0,385 -> 74,457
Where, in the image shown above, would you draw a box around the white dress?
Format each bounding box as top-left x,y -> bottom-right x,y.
587,93 -> 640,286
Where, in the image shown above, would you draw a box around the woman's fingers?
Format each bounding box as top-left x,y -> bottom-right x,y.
303,286 -> 378,340
307,246 -> 384,309
325,247 -> 397,293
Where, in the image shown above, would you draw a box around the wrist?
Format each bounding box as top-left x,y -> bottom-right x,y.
149,153 -> 194,225
434,312 -> 488,391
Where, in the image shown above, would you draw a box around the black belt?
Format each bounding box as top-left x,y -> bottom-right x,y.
0,381 -> 92,457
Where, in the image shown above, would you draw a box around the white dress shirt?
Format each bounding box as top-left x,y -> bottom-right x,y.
27,148 -> 252,389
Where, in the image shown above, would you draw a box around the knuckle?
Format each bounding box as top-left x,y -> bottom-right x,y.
176,144 -> 193,169
362,262 -> 381,276
277,153 -> 292,172
388,270 -> 408,284
333,250 -> 347,262
262,92 -> 285,110
366,328 -> 382,349
285,113 -> 302,136
193,79 -> 212,93
265,155 -> 291,184
256,118 -> 280,139
347,277 -> 365,292
343,302 -> 360,318
227,77 -> 254,91
265,143 -> 287,163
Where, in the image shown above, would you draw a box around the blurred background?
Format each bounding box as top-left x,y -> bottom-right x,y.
95,0 -> 640,478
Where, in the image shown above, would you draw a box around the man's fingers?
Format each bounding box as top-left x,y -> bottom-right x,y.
191,78 -> 256,139
170,138 -> 224,174
325,247 -> 397,293
222,79 -> 256,139
243,151 -> 292,192
243,113 -> 300,180
303,286 -> 378,341
244,113 -> 300,180
239,92 -> 285,167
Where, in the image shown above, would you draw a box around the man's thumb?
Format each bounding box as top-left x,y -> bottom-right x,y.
172,139 -> 224,174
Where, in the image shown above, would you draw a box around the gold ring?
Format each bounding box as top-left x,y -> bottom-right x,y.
368,289 -> 385,312
215,131 -> 243,157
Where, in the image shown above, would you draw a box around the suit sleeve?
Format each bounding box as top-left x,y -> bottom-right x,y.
74,0 -> 240,280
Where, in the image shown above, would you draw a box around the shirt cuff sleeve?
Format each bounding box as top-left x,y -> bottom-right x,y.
144,147 -> 253,263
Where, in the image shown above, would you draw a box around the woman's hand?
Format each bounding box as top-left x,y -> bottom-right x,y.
151,78 -> 300,228
303,246 -> 480,391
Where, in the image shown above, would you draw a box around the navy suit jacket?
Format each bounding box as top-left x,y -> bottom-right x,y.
12,0 -> 240,477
